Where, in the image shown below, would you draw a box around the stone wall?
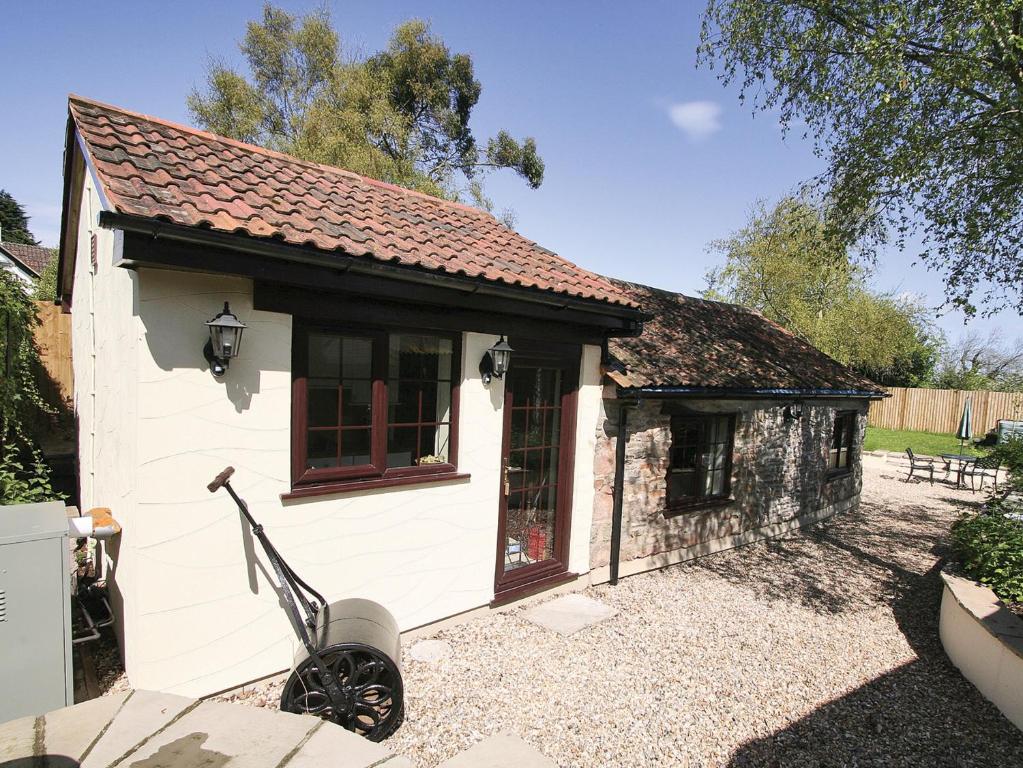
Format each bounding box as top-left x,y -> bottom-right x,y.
590,395 -> 867,569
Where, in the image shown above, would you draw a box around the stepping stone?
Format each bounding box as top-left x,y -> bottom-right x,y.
284,721 -> 409,768
409,639 -> 452,663
437,733 -> 556,768
522,593 -> 617,637
82,690 -> 195,768
43,691 -> 130,762
113,700 -> 316,768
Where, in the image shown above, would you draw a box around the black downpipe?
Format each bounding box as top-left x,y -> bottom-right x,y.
609,401 -> 633,586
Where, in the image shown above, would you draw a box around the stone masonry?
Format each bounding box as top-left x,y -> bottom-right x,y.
590,395 -> 868,569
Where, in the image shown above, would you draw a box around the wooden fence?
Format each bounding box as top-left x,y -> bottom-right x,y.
33,301 -> 73,403
868,386 -> 1023,435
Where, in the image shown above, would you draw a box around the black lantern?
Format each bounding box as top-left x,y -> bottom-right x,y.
480,335 -> 513,385
204,302 -> 247,377
783,402 -> 803,423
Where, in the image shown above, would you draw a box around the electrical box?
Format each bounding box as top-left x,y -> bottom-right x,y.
0,501 -> 73,722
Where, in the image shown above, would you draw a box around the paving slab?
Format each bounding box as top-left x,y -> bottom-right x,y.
0,713 -> 39,763
521,593 -> 617,637
43,692 -> 130,762
408,639 -> 452,663
114,700 -> 316,768
82,691 -> 195,768
283,721 -> 401,768
436,733 -> 556,768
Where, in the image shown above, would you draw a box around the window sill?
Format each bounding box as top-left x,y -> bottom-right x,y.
282,470 -> 471,501
663,497 -> 735,518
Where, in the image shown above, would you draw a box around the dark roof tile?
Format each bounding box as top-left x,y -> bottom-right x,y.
607,279 -> 883,395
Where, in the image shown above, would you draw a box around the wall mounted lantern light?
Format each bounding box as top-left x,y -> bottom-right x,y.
480,335 -> 513,385
204,302 -> 247,378
783,402 -> 804,423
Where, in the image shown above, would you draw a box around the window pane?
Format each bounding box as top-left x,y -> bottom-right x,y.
308,384 -> 339,427
418,424 -> 449,464
340,428 -> 372,466
341,379 -> 372,426
389,334 -> 453,381
307,430 -> 338,469
669,470 -> 697,500
341,337 -> 373,378
387,426 -> 419,468
308,334 -> 340,377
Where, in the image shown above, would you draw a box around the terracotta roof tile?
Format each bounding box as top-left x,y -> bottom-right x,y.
607,279 -> 884,394
1,242 -> 56,276
68,95 -> 635,309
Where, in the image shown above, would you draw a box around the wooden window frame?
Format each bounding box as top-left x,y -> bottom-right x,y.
827,410 -> 858,477
290,321 -> 462,495
665,413 -> 736,515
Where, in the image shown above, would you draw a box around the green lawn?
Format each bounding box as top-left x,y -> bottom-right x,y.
864,426 -> 986,457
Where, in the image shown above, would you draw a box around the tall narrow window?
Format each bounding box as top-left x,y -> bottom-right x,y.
829,411 -> 857,472
292,324 -> 460,489
667,413 -> 735,511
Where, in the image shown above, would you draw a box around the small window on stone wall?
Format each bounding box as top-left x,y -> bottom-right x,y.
666,413 -> 735,512
829,411 -> 857,473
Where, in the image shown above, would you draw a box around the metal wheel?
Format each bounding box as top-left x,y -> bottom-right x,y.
280,642 -> 404,741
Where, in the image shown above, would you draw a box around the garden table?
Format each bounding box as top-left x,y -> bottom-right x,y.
940,453 -> 976,489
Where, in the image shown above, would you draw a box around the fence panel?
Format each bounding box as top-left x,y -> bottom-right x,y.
868,386 -> 1023,435
33,301 -> 73,403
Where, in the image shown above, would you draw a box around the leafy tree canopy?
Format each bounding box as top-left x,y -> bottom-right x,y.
189,5 -> 543,209
933,329 -> 1023,391
704,197 -> 940,386
699,2 -> 1023,317
0,189 -> 39,246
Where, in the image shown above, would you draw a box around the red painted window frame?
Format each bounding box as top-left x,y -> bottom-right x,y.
291,321 -> 462,491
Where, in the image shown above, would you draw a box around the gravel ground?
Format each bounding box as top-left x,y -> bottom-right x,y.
382,456 -> 1023,767
114,456 -> 1023,766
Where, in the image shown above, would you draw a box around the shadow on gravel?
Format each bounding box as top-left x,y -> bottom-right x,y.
723,516 -> 1023,766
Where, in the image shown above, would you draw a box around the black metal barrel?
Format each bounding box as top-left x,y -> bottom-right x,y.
280,598 -> 404,740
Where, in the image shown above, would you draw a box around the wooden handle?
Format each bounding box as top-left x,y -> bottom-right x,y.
207,466 -> 235,492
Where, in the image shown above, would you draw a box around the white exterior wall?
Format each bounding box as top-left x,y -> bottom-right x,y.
74,263 -> 603,696
69,176 -> 140,670
0,252 -> 35,286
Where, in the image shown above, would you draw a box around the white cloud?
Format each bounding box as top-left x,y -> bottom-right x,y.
667,101 -> 723,142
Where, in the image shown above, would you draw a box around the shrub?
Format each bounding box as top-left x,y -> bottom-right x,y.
0,269 -> 54,503
950,512 -> 1023,604
990,436 -> 1023,493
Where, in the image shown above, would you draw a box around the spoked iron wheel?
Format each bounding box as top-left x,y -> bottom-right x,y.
280,643 -> 404,741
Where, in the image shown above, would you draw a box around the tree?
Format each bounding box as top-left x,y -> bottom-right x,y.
699,2 -> 1023,317
32,256 -> 58,302
933,330 -> 1023,391
190,5 -> 544,207
0,268 -> 53,503
704,197 -> 939,386
0,190 -> 39,246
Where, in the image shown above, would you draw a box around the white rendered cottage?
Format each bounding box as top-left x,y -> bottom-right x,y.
57,96 -> 644,696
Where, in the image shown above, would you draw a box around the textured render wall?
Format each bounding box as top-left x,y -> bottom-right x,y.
69,175 -> 139,670
118,267 -> 602,696
568,344 -> 603,576
591,397 -> 866,570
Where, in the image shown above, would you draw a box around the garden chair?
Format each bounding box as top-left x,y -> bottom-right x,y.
905,448 -> 935,484
961,455 -> 1000,493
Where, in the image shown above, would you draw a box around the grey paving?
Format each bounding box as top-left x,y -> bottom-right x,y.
43,692 -> 129,762
408,639 -> 452,663
521,593 -> 617,636
436,733 -> 557,768
82,690 -> 194,768
0,691 -> 410,768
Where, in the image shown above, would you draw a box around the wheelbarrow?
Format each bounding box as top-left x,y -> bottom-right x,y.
208,467 -> 404,740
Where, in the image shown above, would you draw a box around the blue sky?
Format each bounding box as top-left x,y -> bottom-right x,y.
1,0 -> 1016,340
